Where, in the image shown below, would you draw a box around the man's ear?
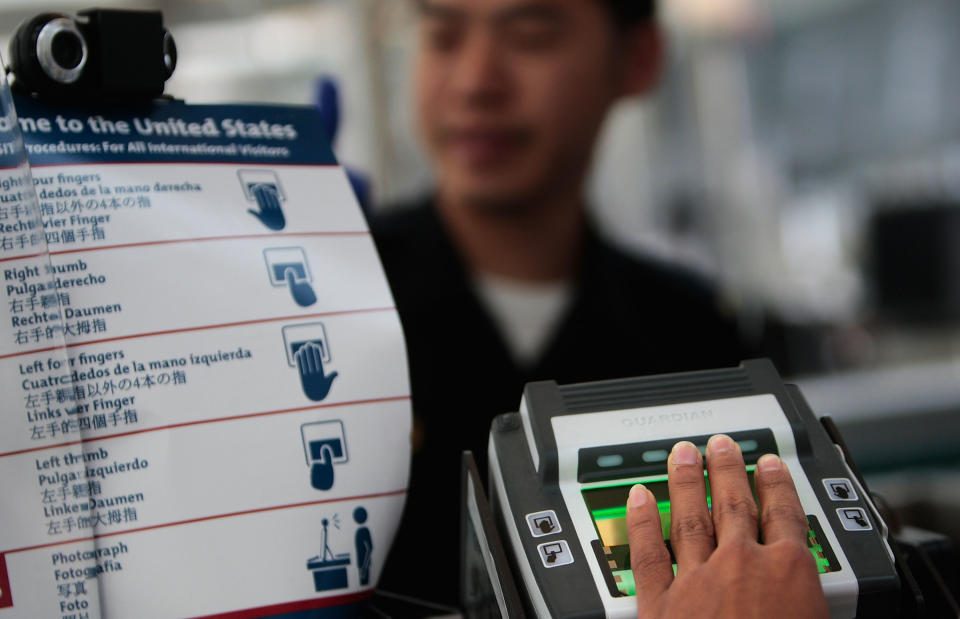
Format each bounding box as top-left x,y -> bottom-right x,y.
618,23 -> 664,97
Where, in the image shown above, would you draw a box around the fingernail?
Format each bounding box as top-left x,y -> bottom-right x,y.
707,434 -> 736,454
757,454 -> 782,473
672,441 -> 699,466
629,484 -> 649,509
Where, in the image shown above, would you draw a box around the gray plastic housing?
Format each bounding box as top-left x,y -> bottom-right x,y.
487,359 -> 900,618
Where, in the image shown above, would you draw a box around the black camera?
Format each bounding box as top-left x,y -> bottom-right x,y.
8,8 -> 176,101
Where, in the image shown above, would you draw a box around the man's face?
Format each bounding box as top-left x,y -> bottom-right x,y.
415,0 -> 634,210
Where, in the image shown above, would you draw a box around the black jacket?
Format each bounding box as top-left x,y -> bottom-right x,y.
369,199 -> 753,604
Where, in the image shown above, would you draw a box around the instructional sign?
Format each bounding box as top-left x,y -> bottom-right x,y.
0,94 -> 411,618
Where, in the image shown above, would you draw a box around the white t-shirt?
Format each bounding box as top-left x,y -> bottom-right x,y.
473,273 -> 574,368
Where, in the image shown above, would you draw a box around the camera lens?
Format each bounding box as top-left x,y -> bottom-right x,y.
35,17 -> 87,84
162,29 -> 177,79
50,30 -> 83,70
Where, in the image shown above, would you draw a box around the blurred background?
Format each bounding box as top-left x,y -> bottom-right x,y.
1,0 -> 958,562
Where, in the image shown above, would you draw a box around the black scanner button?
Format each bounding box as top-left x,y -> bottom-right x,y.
822,478 -> 858,501
537,540 -> 574,568
526,510 -> 562,537
836,507 -> 872,531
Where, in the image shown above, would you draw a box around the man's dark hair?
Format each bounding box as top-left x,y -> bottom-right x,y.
603,0 -> 656,25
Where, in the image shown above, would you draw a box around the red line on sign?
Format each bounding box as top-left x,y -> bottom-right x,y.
191,590 -> 375,619
48,231 -> 370,257
0,394 -> 410,458
0,344 -> 63,359
2,489 -> 407,555
30,161 -> 342,169
0,251 -> 48,264
0,305 -> 395,360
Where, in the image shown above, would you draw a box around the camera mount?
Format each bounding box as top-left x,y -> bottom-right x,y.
8,8 -> 176,102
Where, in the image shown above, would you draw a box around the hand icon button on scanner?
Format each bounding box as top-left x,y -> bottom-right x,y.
536,518 -> 555,535
536,540 -> 573,568
526,510 -> 561,538
822,478 -> 857,502
837,507 -> 872,531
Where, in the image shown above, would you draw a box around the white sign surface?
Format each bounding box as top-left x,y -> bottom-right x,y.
0,98 -> 410,618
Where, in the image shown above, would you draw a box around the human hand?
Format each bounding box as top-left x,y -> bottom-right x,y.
626,435 -> 830,619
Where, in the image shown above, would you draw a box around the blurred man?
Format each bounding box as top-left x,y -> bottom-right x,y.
371,0 -> 766,602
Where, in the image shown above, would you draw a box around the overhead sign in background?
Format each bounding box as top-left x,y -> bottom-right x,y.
0,87 -> 411,618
